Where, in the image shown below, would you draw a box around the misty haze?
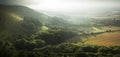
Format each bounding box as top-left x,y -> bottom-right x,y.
0,0 -> 120,57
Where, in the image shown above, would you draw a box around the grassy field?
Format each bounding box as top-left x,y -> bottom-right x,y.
84,31 -> 120,46
65,26 -> 120,46
92,26 -> 120,33
101,26 -> 120,31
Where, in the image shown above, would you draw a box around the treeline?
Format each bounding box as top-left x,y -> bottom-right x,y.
0,43 -> 120,57
13,26 -> 77,50
92,18 -> 120,27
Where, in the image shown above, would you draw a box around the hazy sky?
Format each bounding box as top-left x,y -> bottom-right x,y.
0,0 -> 120,18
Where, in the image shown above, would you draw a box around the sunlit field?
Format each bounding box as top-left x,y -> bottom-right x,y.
84,31 -> 120,46
101,26 -> 120,31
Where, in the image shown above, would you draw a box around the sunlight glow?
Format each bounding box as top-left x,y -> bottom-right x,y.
28,0 -> 102,11
9,13 -> 23,21
27,0 -> 120,17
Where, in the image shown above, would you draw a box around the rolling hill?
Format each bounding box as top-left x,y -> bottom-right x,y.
0,5 -> 45,40
0,4 -> 70,41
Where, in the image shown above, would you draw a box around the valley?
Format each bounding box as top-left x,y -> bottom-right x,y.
0,4 -> 120,57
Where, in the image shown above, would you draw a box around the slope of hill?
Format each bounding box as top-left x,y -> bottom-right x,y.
0,4 -> 71,41
0,5 -> 43,17
0,5 -> 44,40
0,5 -> 69,25
0,5 -> 52,23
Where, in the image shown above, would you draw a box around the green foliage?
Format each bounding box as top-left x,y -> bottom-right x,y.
0,39 -> 120,57
98,46 -> 114,54
15,38 -> 45,50
54,43 -> 77,53
20,17 -> 42,34
0,40 -> 18,57
93,19 -> 120,26
35,27 -> 77,45
76,46 -> 98,53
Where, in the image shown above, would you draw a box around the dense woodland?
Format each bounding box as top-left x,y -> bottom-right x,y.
0,5 -> 120,57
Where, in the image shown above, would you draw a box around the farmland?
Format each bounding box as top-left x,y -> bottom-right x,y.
84,31 -> 120,46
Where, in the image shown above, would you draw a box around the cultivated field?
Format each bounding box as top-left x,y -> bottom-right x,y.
84,31 -> 120,46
